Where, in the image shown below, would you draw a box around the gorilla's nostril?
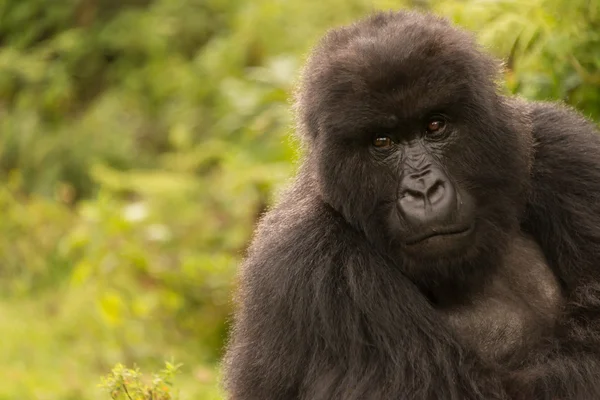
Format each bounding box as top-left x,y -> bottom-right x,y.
403,188 -> 425,200
398,174 -> 456,228
427,181 -> 446,204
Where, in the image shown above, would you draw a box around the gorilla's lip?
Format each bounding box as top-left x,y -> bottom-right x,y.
404,225 -> 473,246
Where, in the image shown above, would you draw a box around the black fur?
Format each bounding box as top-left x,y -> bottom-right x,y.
223,11 -> 600,400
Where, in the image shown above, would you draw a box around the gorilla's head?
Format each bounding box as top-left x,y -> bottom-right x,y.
295,11 -> 533,285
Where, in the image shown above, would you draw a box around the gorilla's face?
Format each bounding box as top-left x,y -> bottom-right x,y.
367,115 -> 477,260
299,13 -> 532,280
314,91 -> 528,272
314,94 -> 500,264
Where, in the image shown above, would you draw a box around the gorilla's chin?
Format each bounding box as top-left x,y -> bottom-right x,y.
403,223 -> 475,259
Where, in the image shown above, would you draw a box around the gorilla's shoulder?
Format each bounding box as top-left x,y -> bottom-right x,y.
528,100 -> 599,142
245,179 -> 347,269
524,99 -> 600,194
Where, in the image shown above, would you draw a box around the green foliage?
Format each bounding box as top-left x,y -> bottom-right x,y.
99,362 -> 181,400
0,0 -> 598,399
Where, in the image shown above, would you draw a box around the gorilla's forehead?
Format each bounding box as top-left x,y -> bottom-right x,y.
318,47 -> 476,125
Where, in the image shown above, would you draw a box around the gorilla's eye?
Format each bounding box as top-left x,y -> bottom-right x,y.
373,136 -> 393,148
426,118 -> 447,135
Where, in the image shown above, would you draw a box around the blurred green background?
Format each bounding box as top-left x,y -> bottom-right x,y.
0,0 -> 599,398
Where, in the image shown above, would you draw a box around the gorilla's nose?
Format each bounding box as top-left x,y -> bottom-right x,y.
398,169 -> 457,227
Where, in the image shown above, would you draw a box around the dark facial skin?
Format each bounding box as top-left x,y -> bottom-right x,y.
224,10 -> 600,400
369,115 -> 476,259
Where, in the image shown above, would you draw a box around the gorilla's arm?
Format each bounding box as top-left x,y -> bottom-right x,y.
224,184 -> 507,400
519,102 -> 600,398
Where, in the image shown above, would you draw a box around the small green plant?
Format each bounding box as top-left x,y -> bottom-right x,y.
99,362 -> 182,400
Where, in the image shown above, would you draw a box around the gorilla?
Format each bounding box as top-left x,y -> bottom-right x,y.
223,10 -> 600,400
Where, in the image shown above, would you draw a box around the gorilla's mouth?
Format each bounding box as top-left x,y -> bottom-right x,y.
404,225 -> 473,246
